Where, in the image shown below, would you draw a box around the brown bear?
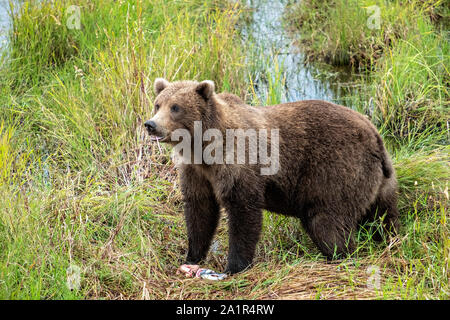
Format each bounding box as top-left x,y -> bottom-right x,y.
145,78 -> 399,274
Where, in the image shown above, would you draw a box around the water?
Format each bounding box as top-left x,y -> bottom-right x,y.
0,0 -> 11,49
1,0 -> 355,104
244,0 -> 354,105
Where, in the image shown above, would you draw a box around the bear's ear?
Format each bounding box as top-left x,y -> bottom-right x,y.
154,78 -> 170,95
196,80 -> 215,100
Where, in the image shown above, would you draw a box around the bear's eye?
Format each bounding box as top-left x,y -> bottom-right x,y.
154,104 -> 160,112
171,104 -> 180,113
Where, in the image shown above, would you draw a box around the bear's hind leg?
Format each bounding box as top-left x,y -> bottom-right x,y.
365,187 -> 400,241
305,209 -> 356,260
377,181 -> 400,236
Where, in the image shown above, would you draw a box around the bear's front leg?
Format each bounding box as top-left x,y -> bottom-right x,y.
181,166 -> 220,264
184,194 -> 220,264
222,198 -> 263,274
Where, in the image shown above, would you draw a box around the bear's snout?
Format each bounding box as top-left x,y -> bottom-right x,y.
144,120 -> 157,133
144,119 -> 169,141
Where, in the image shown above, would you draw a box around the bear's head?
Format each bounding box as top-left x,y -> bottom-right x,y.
145,78 -> 216,143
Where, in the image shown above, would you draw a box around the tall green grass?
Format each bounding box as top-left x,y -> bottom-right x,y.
285,0 -> 449,299
0,0 -> 247,299
287,0 -> 449,137
0,0 -> 448,300
373,22 -> 449,136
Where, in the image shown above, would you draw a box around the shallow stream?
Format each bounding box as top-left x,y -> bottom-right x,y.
0,0 -> 356,104
243,0 -> 354,105
0,0 -> 11,49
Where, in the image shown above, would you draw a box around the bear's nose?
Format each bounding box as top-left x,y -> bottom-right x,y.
144,120 -> 157,132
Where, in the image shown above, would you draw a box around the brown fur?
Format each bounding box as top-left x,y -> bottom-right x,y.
145,79 -> 399,274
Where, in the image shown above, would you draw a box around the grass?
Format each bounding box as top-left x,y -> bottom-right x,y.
0,0 -> 247,299
284,0 -> 449,299
286,0 -> 449,136
0,0 -> 448,299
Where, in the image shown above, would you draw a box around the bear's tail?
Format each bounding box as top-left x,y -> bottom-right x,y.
376,135 -> 393,178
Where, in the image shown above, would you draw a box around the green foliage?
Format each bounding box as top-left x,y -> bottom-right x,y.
284,0 -> 449,299
0,0 -> 448,300
287,0 -> 449,138
0,0 -> 246,299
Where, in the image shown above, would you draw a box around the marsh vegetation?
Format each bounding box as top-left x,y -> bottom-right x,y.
0,0 -> 448,299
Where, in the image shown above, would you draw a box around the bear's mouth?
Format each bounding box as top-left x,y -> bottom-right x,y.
150,135 -> 169,143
